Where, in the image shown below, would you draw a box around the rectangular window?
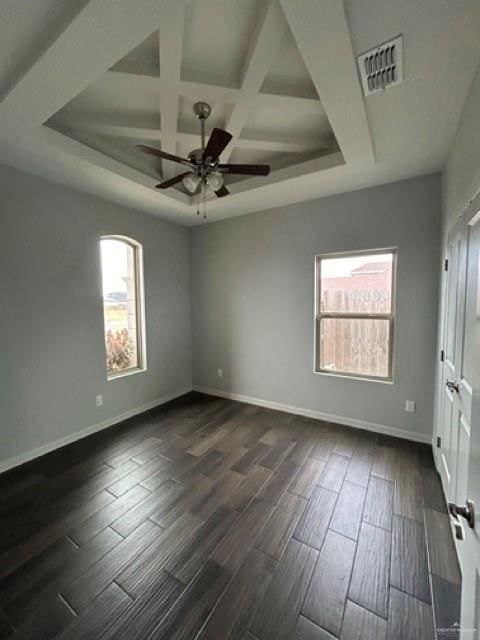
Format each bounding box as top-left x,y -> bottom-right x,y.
100,236 -> 146,379
314,249 -> 396,380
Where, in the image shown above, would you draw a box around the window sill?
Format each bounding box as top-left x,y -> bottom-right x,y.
107,367 -> 147,381
313,369 -> 394,385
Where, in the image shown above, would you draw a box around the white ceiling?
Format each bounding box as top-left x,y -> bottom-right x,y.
0,0 -> 479,225
0,0 -> 89,101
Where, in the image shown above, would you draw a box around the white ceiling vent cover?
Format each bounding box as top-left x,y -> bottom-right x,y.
357,36 -> 403,96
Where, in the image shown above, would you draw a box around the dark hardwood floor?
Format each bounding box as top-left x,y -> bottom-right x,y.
0,393 -> 460,640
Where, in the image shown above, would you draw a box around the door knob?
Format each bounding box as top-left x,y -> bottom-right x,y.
446,379 -> 460,393
448,499 -> 475,531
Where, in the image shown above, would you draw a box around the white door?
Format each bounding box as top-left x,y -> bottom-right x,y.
457,198 -> 480,638
438,196 -> 480,638
438,217 -> 469,504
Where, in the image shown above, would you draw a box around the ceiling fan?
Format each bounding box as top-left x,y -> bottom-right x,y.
136,101 -> 270,214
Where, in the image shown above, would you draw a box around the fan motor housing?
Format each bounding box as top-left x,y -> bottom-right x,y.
188,148 -> 210,168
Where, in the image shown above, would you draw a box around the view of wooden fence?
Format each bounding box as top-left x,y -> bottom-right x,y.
319,289 -> 390,377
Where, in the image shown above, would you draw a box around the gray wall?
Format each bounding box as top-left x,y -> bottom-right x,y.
190,174 -> 441,438
0,164 -> 191,466
0,163 -> 442,468
443,61 -> 480,230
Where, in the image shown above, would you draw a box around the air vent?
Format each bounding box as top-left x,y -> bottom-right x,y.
357,36 -> 403,96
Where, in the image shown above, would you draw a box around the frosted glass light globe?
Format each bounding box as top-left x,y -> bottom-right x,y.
182,173 -> 201,193
206,172 -> 224,191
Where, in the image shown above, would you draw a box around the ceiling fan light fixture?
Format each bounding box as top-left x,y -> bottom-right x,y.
206,171 -> 224,192
182,172 -> 201,193
136,102 -> 270,209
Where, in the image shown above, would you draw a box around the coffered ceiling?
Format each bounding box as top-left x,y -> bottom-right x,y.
46,4 -> 338,194
0,0 -> 479,224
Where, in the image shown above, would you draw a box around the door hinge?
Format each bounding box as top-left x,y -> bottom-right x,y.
440,349 -> 445,362
444,259 -> 449,271
437,436 -> 442,448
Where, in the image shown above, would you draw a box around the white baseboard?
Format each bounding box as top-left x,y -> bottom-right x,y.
0,386 -> 192,475
193,385 -> 432,445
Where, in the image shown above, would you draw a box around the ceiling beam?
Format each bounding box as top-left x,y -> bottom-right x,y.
221,0 -> 288,162
54,120 -> 331,154
157,2 -> 187,179
279,0 -> 375,166
104,71 -> 323,112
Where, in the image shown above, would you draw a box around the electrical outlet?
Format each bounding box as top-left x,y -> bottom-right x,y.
217,369 -> 223,379
96,394 -> 103,407
405,400 -> 415,413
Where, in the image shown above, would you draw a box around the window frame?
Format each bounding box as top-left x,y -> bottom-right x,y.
313,247 -> 397,383
100,234 -> 147,381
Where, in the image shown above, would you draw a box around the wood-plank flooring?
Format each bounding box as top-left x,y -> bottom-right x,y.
0,393 -> 459,640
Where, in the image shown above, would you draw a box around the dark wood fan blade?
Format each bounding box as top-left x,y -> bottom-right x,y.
203,128 -> 233,161
155,172 -> 191,189
218,163 -> 270,176
215,185 -> 230,198
136,145 -> 193,168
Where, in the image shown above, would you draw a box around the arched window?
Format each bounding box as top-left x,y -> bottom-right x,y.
100,236 -> 146,379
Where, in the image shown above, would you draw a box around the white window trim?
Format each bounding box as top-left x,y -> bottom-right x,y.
101,234 -> 147,381
313,247 -> 397,383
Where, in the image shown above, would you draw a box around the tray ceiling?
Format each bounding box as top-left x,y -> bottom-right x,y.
0,0 -> 479,224
46,1 -> 339,198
